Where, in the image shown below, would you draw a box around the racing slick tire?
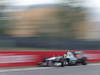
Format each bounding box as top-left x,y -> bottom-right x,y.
80,57 -> 88,65
81,60 -> 87,65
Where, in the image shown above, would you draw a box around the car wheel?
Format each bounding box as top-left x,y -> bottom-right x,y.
81,60 -> 87,65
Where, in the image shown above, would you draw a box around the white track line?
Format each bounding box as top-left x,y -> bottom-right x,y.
0,63 -> 100,72
0,67 -> 52,73
88,63 -> 100,66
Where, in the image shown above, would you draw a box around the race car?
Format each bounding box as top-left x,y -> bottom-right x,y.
38,56 -> 66,67
65,51 -> 88,66
38,51 -> 88,67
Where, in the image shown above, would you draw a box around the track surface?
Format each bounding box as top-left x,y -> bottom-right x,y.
0,64 -> 100,75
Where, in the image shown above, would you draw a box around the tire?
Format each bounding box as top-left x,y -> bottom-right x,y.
61,62 -> 64,67
81,60 -> 87,65
63,60 -> 68,66
81,57 -> 88,65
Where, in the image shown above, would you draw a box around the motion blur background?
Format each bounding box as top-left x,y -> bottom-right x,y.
0,0 -> 100,50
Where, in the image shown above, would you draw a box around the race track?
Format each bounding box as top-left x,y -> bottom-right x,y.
0,64 -> 100,75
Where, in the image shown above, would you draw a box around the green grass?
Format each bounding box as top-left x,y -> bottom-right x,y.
0,48 -> 63,51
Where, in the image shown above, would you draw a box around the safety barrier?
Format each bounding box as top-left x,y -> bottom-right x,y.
0,50 -> 99,67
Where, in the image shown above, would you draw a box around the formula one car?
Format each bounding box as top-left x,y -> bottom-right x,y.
38,51 -> 88,67
38,56 -> 66,67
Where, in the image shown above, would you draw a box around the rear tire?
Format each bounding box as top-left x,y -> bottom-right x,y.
80,57 -> 88,65
81,60 -> 87,65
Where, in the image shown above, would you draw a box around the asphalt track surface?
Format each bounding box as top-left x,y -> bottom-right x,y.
0,64 -> 100,75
